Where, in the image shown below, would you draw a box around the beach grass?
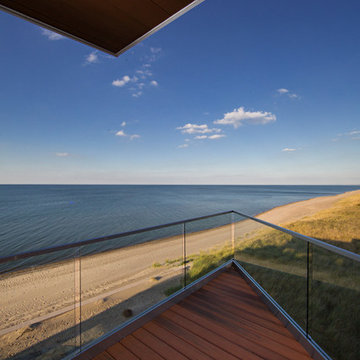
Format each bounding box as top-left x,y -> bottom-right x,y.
166,193 -> 360,360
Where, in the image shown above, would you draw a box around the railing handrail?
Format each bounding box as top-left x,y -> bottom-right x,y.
0,210 -> 233,264
1,209 -> 359,265
233,210 -> 360,263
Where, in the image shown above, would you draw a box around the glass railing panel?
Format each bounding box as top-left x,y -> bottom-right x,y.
310,245 -> 360,360
233,214 -> 308,330
184,213 -> 233,286
79,223 -> 183,349
0,250 -> 78,360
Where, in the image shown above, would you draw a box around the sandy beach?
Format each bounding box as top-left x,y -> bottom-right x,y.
1,189 -> 359,359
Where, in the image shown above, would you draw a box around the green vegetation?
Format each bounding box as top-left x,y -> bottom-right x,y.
286,192 -> 360,253
164,193 -> 360,360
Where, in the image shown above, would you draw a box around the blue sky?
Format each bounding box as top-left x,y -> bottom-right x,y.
1,0 -> 359,184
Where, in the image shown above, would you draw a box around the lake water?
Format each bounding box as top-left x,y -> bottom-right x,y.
1,185 -> 359,259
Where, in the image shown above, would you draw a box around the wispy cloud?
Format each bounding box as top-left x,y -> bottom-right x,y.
334,130 -> 360,141
132,91 -> 143,98
214,107 -> 276,128
41,29 -> 65,41
177,124 -> 222,135
281,148 -> 297,152
178,144 -> 189,148
85,51 -> 98,64
55,152 -> 70,157
130,134 -> 140,140
194,134 -> 226,140
121,121 -> 126,127
277,88 -> 299,99
112,48 -> 161,97
115,130 -> 140,140
208,134 -> 226,140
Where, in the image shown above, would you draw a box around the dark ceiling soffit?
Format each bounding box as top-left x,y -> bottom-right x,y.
0,0 -> 205,57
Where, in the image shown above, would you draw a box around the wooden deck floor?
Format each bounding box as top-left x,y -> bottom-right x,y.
85,269 -> 315,360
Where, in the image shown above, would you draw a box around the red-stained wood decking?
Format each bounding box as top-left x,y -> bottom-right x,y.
87,269 -> 315,360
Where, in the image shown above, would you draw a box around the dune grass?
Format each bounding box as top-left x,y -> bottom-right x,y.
164,193 -> 360,360
286,192 -> 360,253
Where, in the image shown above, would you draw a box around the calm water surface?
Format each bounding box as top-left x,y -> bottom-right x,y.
0,185 -> 359,257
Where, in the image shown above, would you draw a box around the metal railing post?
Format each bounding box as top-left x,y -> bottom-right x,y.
74,248 -> 82,352
231,212 -> 235,258
183,222 -> 187,288
306,242 -> 313,337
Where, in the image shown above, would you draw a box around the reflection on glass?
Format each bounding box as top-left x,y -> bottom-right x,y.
310,245 -> 360,360
79,224 -> 183,348
0,251 -> 78,360
234,214 -> 307,330
185,214 -> 233,286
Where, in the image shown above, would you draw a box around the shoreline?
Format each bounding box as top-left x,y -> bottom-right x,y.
1,188 -> 359,358
255,189 -> 360,225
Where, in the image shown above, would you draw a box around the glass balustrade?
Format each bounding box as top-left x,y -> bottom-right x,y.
0,211 -> 359,360
233,213 -> 308,330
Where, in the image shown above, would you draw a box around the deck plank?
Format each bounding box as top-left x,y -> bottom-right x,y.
154,315 -> 239,360
120,335 -> 164,360
144,322 -> 212,360
171,303 -> 289,360
163,308 -> 263,360
82,268 -> 316,360
185,292 -> 311,358
105,343 -> 139,360
132,328 -> 188,360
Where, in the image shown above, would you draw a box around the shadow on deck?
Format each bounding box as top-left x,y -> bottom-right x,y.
73,263 -> 326,360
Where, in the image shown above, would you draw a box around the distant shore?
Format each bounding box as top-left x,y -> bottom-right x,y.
1,189 -> 359,359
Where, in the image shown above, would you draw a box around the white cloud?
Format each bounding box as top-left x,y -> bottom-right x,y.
176,124 -> 222,135
194,134 -> 225,140
116,130 -> 140,140
115,130 -> 126,137
288,93 -> 299,99
112,75 -> 131,87
178,144 -> 189,148
121,121 -> 126,127
277,88 -> 299,99
208,134 -> 226,140
114,48 -> 160,97
282,148 -> 297,152
214,107 -> 276,128
55,152 -> 70,157
85,51 -> 98,64
41,29 -> 64,40
277,88 -> 289,94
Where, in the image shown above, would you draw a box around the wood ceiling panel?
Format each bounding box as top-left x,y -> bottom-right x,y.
0,0 -> 201,56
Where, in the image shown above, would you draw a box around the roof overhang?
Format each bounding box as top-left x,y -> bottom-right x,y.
0,0 -> 204,56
